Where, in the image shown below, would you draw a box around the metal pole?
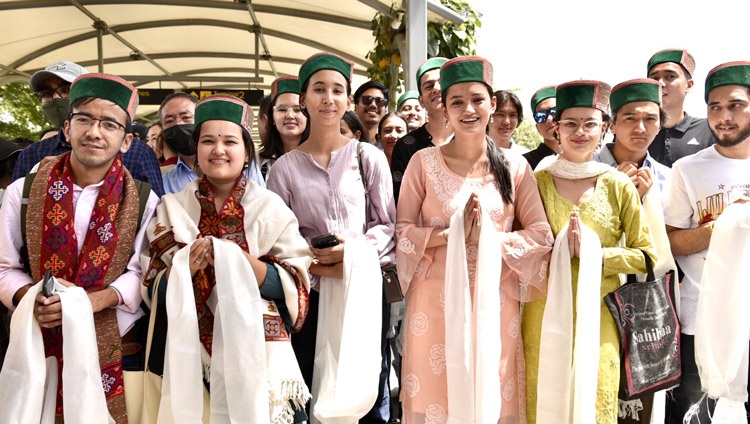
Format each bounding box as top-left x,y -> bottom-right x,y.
406,0 -> 427,91
96,27 -> 104,72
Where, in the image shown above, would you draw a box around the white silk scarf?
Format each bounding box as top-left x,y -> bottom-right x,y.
695,202 -> 750,424
444,206 -> 502,423
158,238 -> 270,424
311,239 -> 382,424
0,280 -> 114,423
536,219 -> 603,424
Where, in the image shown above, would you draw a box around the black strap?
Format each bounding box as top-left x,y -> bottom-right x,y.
356,142 -> 371,228
626,249 -> 656,284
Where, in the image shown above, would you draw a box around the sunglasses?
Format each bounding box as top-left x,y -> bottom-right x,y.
359,95 -> 388,108
533,108 -> 556,124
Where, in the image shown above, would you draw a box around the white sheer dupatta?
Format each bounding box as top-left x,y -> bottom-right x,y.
444,206 -> 502,423
695,202 -> 750,423
536,219 -> 603,424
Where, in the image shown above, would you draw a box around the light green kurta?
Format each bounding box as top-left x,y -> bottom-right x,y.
523,169 -> 656,424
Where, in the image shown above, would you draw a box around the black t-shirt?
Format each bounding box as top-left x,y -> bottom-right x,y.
648,113 -> 715,167
523,142 -> 557,170
390,125 -> 435,204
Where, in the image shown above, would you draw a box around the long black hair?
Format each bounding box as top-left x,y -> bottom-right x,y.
486,135 -> 513,205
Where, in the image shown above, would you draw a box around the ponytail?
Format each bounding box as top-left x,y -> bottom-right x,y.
486,137 -> 513,205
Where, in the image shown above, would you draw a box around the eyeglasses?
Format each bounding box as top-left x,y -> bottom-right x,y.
35,85 -> 71,104
533,108 -> 555,124
359,95 -> 388,108
273,105 -> 303,114
557,119 -> 603,134
70,113 -> 127,133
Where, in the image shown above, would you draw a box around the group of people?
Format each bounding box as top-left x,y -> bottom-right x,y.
0,46 -> 747,424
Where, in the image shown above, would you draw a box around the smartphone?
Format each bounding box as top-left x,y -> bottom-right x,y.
311,233 -> 340,249
43,269 -> 55,297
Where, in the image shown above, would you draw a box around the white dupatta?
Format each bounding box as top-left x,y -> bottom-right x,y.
695,202 -> 750,423
311,239 -> 382,424
536,219 -> 603,424
444,206 -> 502,423
158,238 -> 270,424
0,280 -> 114,424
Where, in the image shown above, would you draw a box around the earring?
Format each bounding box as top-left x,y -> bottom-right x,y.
445,119 -> 449,128
490,116 -> 494,123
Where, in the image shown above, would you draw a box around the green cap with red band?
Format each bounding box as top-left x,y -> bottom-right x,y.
530,85 -> 556,113
195,94 -> 254,137
69,73 -> 139,120
298,52 -> 354,90
439,56 -> 493,99
610,78 -> 661,113
704,61 -> 750,102
555,80 -> 611,117
647,49 -> 696,79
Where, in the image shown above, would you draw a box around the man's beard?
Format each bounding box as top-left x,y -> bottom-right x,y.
711,121 -> 750,148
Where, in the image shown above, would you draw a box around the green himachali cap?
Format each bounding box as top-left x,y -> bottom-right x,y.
647,49 -> 696,78
416,57 -> 448,93
704,61 -> 750,102
69,73 -> 139,120
194,94 -> 254,136
555,80 -> 611,117
298,52 -> 354,90
439,56 -> 493,99
271,76 -> 299,100
610,78 -> 661,113
396,91 -> 419,110
530,85 -> 556,112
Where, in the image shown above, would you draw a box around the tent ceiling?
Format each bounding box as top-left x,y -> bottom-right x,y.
0,0 -> 390,117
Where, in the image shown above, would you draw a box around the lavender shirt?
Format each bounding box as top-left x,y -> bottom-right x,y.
267,139 -> 396,270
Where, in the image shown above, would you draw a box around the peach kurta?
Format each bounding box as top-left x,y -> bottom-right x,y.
396,146 -> 553,424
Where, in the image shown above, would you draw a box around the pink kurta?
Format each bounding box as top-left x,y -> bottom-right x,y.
396,146 -> 553,424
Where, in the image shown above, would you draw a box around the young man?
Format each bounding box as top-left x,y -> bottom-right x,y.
390,57 -> 452,203
663,61 -> 750,423
13,61 -> 165,196
646,49 -> 715,167
354,80 -> 390,145
523,85 -> 560,169
0,73 -> 160,422
160,92 -> 266,194
396,91 -> 425,132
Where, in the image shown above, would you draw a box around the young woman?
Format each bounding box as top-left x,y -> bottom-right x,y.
488,90 -> 529,152
522,80 -> 657,424
267,53 -> 396,423
396,56 -> 553,423
258,76 -> 308,180
142,94 -> 312,422
377,112 -> 408,166
340,110 -> 364,141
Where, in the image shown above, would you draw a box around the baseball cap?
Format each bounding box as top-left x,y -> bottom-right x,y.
0,138 -> 22,162
29,61 -> 88,92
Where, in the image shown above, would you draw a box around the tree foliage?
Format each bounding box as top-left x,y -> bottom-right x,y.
0,83 -> 51,140
513,119 -> 543,150
366,0 -> 482,101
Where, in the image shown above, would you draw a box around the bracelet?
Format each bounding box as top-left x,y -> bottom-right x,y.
705,221 -> 714,234
442,229 -> 449,243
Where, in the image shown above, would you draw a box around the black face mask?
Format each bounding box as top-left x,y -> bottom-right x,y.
162,124 -> 196,156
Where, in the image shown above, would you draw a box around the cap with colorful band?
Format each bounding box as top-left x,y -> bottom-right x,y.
298,52 -> 354,91
29,61 -> 88,92
439,56 -> 493,99
271,76 -> 300,100
397,91 -> 419,110
69,73 -> 139,120
704,61 -> 750,102
416,57 -> 448,94
195,94 -> 254,137
647,49 -> 696,79
610,78 -> 661,113
555,80 -> 611,117
530,86 -> 556,113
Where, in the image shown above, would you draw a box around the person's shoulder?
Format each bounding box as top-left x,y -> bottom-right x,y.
673,145 -> 716,168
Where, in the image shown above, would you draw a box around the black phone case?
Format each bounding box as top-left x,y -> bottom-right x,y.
311,233 -> 339,249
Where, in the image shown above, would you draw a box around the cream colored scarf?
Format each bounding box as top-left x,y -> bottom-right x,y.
545,157 -> 612,179
443,206 -> 502,423
536,219 -> 603,424
311,239 -> 382,424
0,280 -> 114,423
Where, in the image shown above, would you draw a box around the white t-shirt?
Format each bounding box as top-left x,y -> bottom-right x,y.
663,146 -> 750,334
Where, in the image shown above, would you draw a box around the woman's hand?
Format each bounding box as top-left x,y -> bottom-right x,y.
568,211 -> 581,258
463,193 -> 481,244
189,235 -> 214,275
311,234 -> 345,265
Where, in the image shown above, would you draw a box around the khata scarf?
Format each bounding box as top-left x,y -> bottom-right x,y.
26,153 -> 139,423
545,157 -> 611,180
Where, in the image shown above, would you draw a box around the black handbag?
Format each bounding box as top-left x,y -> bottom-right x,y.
604,251 -> 681,400
356,143 -> 404,304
